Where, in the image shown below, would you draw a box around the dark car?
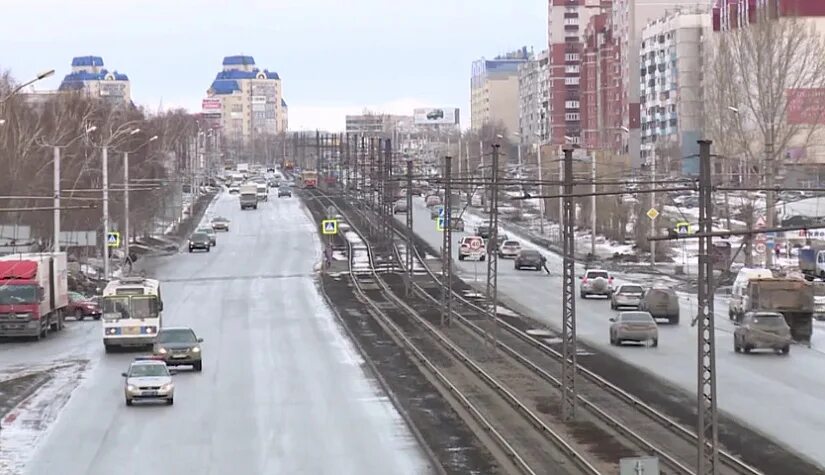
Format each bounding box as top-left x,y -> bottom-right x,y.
427,109 -> 444,120
515,250 -> 545,271
154,327 -> 204,371
188,232 -> 211,252
639,287 -> 680,324
475,225 -> 492,239
278,187 -> 292,197
66,291 -> 101,320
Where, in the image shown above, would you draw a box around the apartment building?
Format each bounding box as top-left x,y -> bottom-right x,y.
205,55 -> 287,143
580,12 -> 621,151
345,114 -> 414,137
639,12 -> 709,175
518,50 -> 550,145
470,47 -> 532,139
57,56 -> 131,104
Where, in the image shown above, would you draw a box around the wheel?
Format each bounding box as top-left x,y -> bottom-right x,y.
669,315 -> 679,325
781,345 -> 790,355
458,255 -> 464,261
167,397 -> 174,406
609,333 -> 615,345
206,247 -> 210,252
104,344 -> 113,353
189,248 -> 193,253
193,361 -> 203,372
480,255 -> 486,261
94,314 -> 101,320
734,339 -> 741,352
75,309 -> 84,321
610,302 -> 616,310
651,338 -> 659,348
743,345 -> 752,354
125,398 -> 133,406
580,292 -> 587,299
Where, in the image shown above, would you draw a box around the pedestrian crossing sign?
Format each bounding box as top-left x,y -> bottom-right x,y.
438,206 -> 445,217
106,231 -> 121,248
675,222 -> 691,235
322,219 -> 338,235
436,217 -> 445,232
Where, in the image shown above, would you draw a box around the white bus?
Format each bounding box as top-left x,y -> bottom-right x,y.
101,276 -> 163,352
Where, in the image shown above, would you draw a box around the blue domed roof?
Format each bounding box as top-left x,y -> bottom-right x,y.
59,68 -> 129,91
222,55 -> 255,66
209,79 -> 240,95
71,56 -> 104,67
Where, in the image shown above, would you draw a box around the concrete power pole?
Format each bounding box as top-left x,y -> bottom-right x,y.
764,125 -> 775,268
53,147 -> 60,252
441,156 -> 453,327
102,146 -> 110,280
696,139 -> 719,474
406,156 -> 414,296
124,151 -> 130,264
561,146 -> 578,422
485,144 -> 500,349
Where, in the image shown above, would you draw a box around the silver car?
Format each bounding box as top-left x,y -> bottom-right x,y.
609,311 -> 658,347
122,358 -> 176,406
734,311 -> 792,354
610,284 -> 645,310
580,269 -> 614,298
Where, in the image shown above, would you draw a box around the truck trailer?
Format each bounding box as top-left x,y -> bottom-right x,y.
239,183 -> 259,210
0,252 -> 69,339
743,277 -> 814,344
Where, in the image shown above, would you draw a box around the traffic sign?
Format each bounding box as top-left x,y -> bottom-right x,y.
321,219 -> 338,235
675,221 -> 691,235
646,208 -> 659,220
436,217 -> 445,232
438,206 -> 445,217
755,242 -> 767,254
470,239 -> 482,250
106,231 -> 120,248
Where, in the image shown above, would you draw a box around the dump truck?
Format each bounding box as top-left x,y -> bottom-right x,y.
0,252 -> 69,339
742,277 -> 814,344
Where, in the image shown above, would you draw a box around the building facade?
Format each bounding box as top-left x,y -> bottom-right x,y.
345,114 -> 414,137
205,56 -> 287,143
639,12 -> 709,175
518,50 -> 550,145
470,47 -> 531,139
580,11 -> 621,151
57,56 -> 131,104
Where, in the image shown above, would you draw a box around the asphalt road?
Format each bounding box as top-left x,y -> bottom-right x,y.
403,197 -> 825,469
19,191 -> 431,475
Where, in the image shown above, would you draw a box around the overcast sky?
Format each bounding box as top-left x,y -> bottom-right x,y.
1,0 -> 546,131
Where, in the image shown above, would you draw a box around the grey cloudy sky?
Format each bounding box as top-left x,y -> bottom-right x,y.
1,0 -> 546,131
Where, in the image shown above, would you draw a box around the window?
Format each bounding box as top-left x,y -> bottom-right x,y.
565,53 -> 580,61
565,65 -> 580,73
564,77 -> 579,85
565,113 -> 580,121
565,100 -> 580,109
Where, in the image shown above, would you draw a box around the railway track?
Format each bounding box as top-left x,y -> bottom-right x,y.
307,187 -> 763,475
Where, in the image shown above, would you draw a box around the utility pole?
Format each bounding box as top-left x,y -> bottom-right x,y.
537,141 -> 545,235
345,133 -> 352,201
591,151 -> 597,256
102,146 -> 110,280
124,151 -> 130,263
385,138 -> 393,245
315,130 -> 321,173
441,155 -> 453,326
360,135 -> 367,207
696,139 -> 719,474
650,146 -> 657,266
561,146 -> 577,422
485,144 -> 501,349
765,125 -> 775,268
558,154 -> 563,239
53,147 -> 60,252
406,156 -> 414,296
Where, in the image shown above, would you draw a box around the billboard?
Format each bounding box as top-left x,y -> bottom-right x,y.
414,107 -> 459,125
787,88 -> 825,125
99,83 -> 127,97
202,98 -> 221,110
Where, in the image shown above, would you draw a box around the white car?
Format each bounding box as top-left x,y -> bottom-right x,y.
122,358 -> 175,406
610,284 -> 645,309
498,240 -> 522,259
458,236 -> 486,261
580,269 -> 614,298
609,311 -> 658,347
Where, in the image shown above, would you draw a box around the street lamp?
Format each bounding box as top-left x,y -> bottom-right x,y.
0,69 -> 55,103
534,131 -> 547,235
122,133 -> 157,264
52,125 -> 97,252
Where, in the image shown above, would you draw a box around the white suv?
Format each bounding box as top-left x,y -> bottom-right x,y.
580,269 -> 614,298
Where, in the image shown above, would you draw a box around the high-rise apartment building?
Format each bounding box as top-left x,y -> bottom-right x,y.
518,50 -> 550,145
204,56 -> 287,143
345,114 -> 414,137
547,0 -> 606,146
639,12 -> 710,175
57,56 -> 131,104
470,47 -> 531,139
580,11 -> 621,151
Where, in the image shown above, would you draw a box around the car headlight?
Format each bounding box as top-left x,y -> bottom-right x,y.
157,347 -> 168,355
188,241 -> 193,245
127,384 -> 137,392
192,346 -> 201,353
160,383 -> 173,391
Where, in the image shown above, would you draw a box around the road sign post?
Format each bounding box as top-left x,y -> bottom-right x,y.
321,219 -> 338,235
646,208 -> 659,221
106,231 -> 121,248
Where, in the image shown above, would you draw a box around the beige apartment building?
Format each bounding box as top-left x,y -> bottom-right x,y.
470,47 -> 532,139
56,56 -> 131,104
204,56 -> 288,143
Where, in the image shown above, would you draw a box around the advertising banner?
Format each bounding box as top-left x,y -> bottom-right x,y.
413,108 -> 459,125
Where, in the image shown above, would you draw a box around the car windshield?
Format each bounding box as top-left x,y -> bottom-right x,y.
752,314 -> 787,327
621,312 -> 653,322
129,364 -> 169,378
521,250 -> 540,258
192,233 -> 208,240
504,241 -> 520,247
102,296 -> 159,319
814,283 -> 825,297
587,271 -> 609,279
0,285 -> 38,305
212,217 -> 227,223
620,285 -> 644,294
158,328 -> 197,343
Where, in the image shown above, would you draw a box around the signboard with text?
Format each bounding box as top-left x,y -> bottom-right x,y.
413,107 -> 459,125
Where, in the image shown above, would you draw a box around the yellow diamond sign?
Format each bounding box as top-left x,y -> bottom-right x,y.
646,208 -> 659,220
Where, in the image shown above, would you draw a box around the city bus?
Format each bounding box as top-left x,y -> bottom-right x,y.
101,276 -> 163,352
301,170 -> 318,188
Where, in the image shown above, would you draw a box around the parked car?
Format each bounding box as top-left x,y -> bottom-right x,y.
610,284 -> 645,310
66,291 -> 101,320
609,311 -> 658,347
514,250 -> 545,270
499,240 -> 522,259
734,311 -> 792,354
639,287 -> 680,324
580,269 -> 614,298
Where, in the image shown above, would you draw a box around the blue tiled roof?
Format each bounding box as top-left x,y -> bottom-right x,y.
222,55 -> 255,66
214,69 -> 279,80
71,56 -> 104,67
59,68 -> 129,90
209,79 -> 241,94
281,98 -> 287,108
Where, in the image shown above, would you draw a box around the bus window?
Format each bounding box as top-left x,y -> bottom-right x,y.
132,296 -> 159,319
103,296 -> 131,319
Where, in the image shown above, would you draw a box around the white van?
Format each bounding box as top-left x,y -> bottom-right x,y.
729,267 -> 773,319
256,184 -> 268,202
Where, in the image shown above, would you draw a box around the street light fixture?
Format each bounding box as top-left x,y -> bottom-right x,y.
52,124 -> 97,252
0,69 -> 55,103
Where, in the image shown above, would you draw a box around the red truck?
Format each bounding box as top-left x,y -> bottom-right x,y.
0,252 -> 69,339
